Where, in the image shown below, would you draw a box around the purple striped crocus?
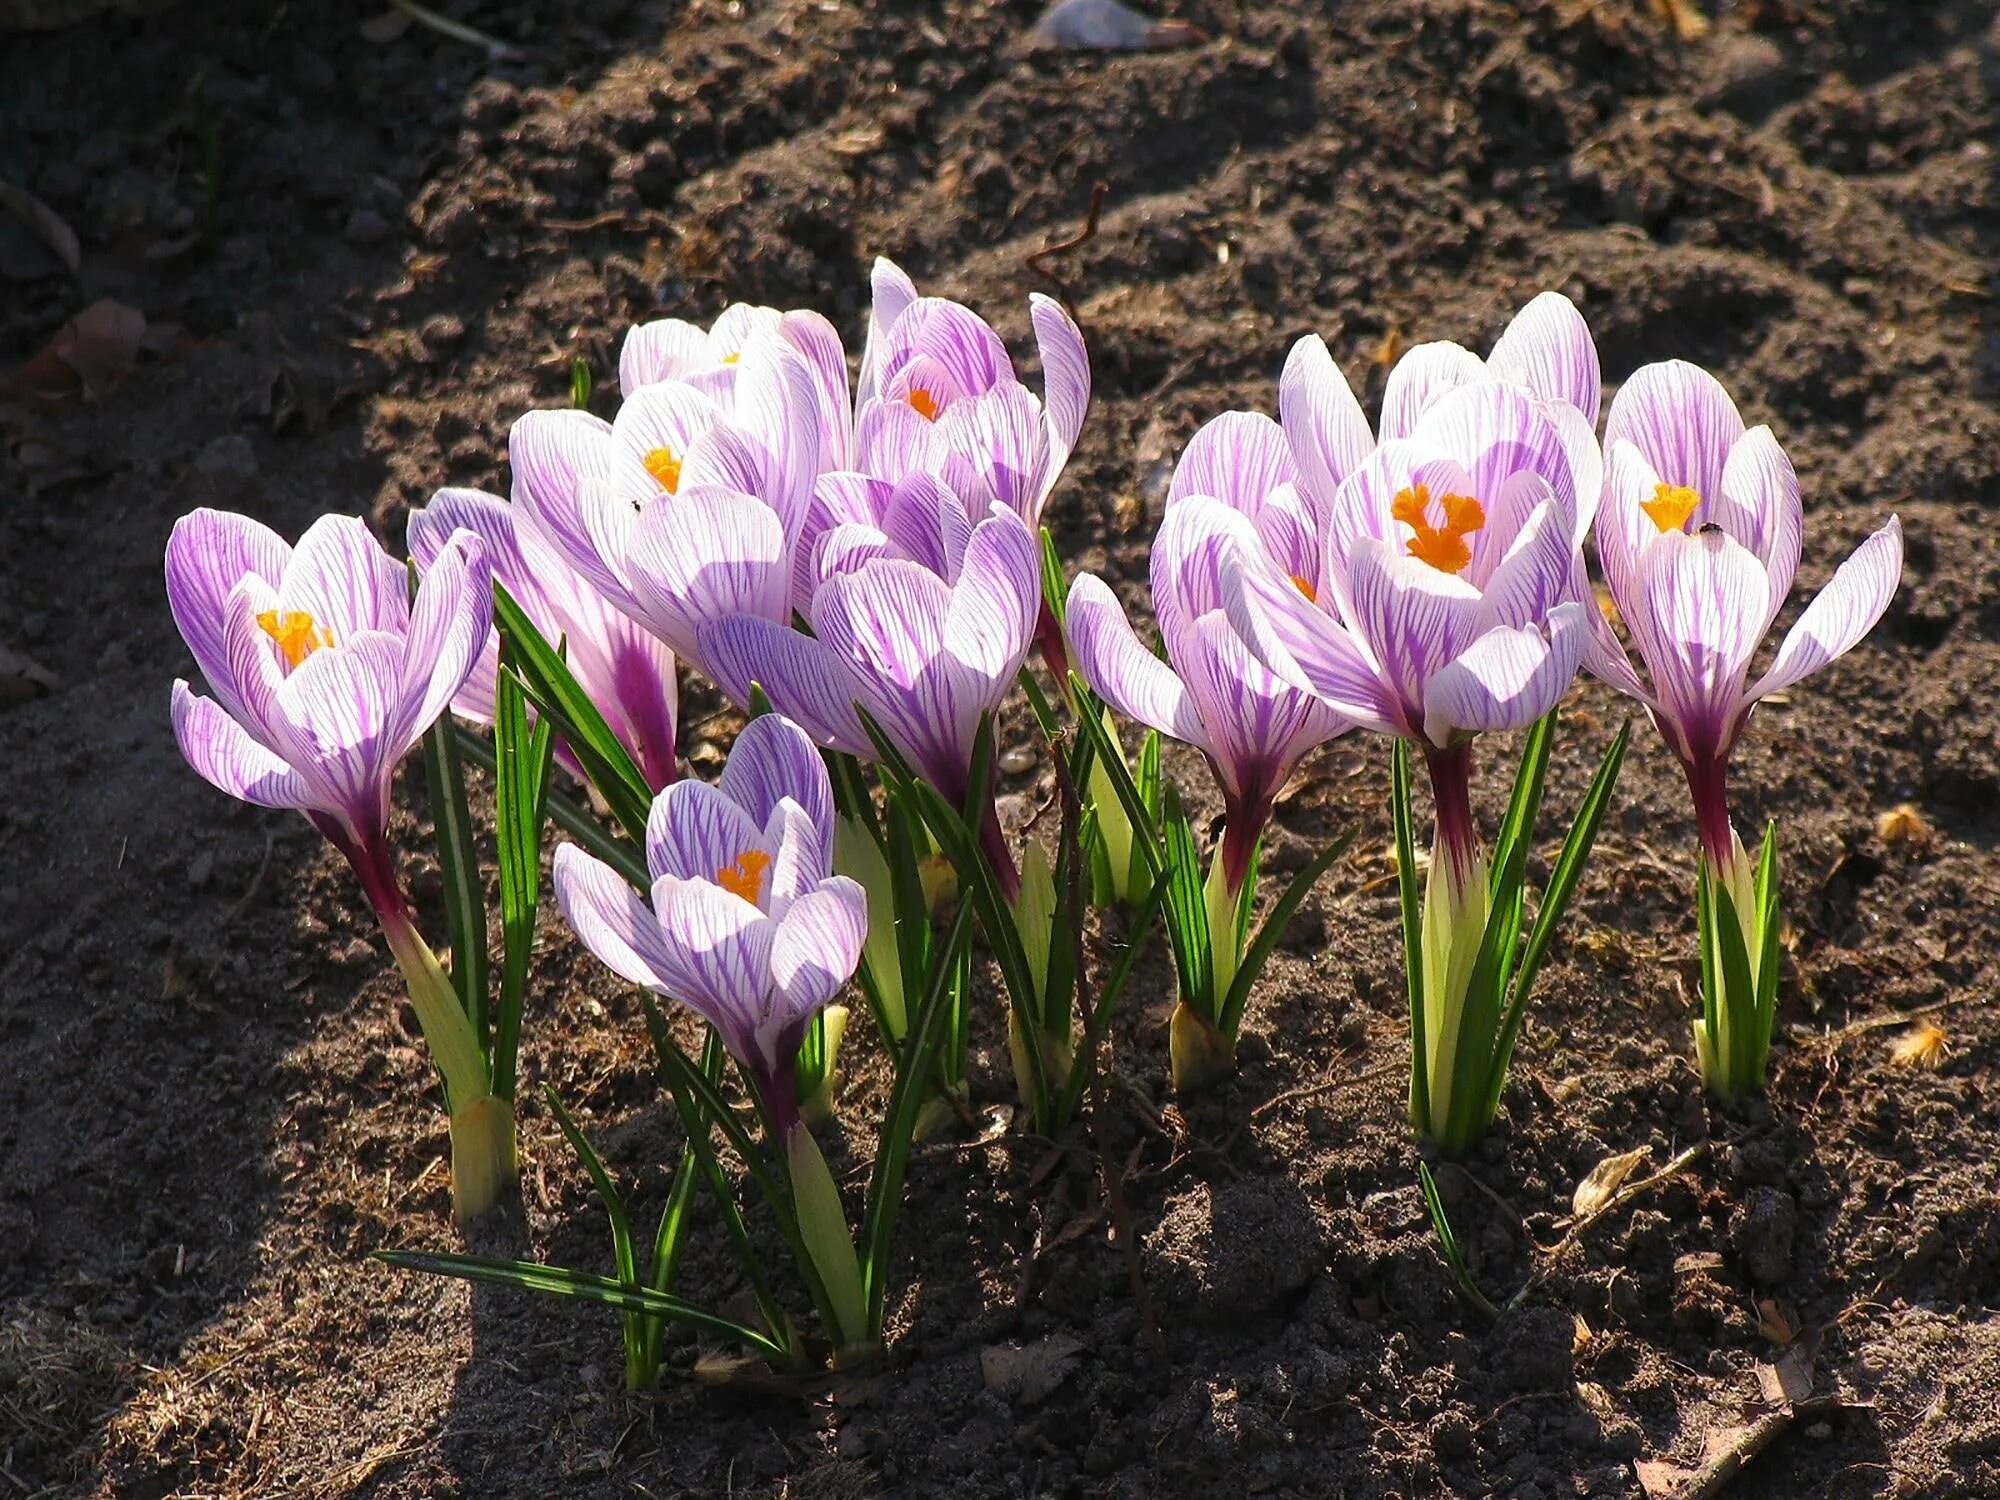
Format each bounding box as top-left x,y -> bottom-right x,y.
620,302 -> 855,471
409,487 -> 681,790
552,713 -> 869,1348
854,257 -> 1090,529
166,507 -> 512,1219
697,489 -> 1042,899
1583,359 -> 1903,1089
508,337 -> 827,684
1067,410 -> 1350,895
1224,377 -> 1596,1139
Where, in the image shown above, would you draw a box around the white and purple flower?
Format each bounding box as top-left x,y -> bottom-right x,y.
166,507 -> 491,911
1067,410 -> 1350,892
551,713 -> 865,1133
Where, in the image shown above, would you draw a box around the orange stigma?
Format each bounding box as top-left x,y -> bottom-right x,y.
1643,482 -> 1700,534
256,609 -> 333,669
643,445 -> 683,493
716,848 -> 771,905
1289,574 -> 1317,603
720,351 -> 741,366
1391,482 -> 1485,575
907,388 -> 940,422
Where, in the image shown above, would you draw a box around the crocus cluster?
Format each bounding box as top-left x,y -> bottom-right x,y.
165,254 -> 1903,1379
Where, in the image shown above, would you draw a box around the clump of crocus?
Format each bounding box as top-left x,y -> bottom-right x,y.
1226,330 -> 1627,1155
165,508 -> 513,1220
1583,359 -> 1903,1095
409,487 -> 681,791
1068,410 -> 1352,1087
551,714 -> 874,1359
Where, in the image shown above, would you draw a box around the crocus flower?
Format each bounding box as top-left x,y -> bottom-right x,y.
854,257 -> 1090,529
620,302 -> 855,471
508,336 -> 828,679
552,713 -> 869,1348
1583,359 -> 1903,1089
166,507 -> 512,1219
1067,410 -> 1349,894
697,491 -> 1042,897
409,487 -> 681,790
1224,375 -> 1599,1148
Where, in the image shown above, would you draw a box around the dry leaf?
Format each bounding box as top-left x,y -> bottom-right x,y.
981,1333 -> 1084,1405
1648,0 -> 1711,41
0,299 -> 147,408
1756,1297 -> 1800,1345
0,641 -> 59,708
1573,1147 -> 1650,1217
1875,802 -> 1932,847
1889,1021 -> 1948,1069
1373,328 -> 1406,368
1572,1314 -> 1594,1352
0,178 -> 81,277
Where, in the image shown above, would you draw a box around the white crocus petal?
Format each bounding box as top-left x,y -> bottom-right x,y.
1379,341 -> 1487,441
552,843 -> 676,992
1745,516 -> 1903,704
1632,526 -> 1771,762
1718,426 -> 1802,618
1221,551 -> 1400,735
1421,603 -> 1585,743
1603,359 -> 1745,503
1066,573 -> 1213,752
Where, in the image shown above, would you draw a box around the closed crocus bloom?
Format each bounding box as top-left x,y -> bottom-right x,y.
1584,359 -> 1903,1092
1068,410 -> 1349,894
619,302 -> 855,472
853,257 -> 1090,529
552,714 -> 870,1352
409,487 -> 681,790
166,507 -> 513,1219
698,490 -> 1042,898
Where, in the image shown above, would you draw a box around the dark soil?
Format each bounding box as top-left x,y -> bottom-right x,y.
4,1 -> 1998,1496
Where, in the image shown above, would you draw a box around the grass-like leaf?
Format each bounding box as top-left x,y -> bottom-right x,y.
1392,741 -> 1431,1132
1219,828 -> 1355,1037
1418,1162 -> 1498,1318
451,722 -> 648,890
373,1250 -> 788,1364
491,641 -> 553,1099
1162,786 -> 1215,1022
419,681 -> 488,1037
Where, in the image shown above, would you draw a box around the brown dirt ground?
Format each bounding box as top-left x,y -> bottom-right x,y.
3,1 -> 1998,1496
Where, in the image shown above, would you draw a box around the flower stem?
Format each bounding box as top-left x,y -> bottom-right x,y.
1415,742 -> 1490,1151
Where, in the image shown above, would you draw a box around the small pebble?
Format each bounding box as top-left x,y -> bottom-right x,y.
344,207 -> 391,245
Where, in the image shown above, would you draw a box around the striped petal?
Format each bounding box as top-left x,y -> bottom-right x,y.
164,508 -> 292,724
1632,525 -> 1772,763
1066,572 -> 1211,752
816,562 -> 966,785
1222,549 -> 1400,735
1380,341 -> 1486,440
1280,334 -> 1376,519
646,778 -> 767,892
170,680 -> 313,813
767,879 -> 868,1028
1180,609 -> 1343,803
722,712 -> 835,856
619,318 -> 712,393
552,842 -> 678,993
623,485 -> 790,666
1421,602 -> 1586,743
696,615 -> 872,757
780,309 -> 856,470
1720,426 -> 1802,616
273,631 -> 406,838
876,297 -> 1012,397
393,529 -> 493,753
277,513 -> 407,640
1031,292 -> 1091,459
943,508 -> 1039,682
1747,516 -> 1902,704
649,874 -> 778,1065
1344,537 -> 1483,727
1168,409 -> 1298,515
509,408 -> 644,608
1486,292 -> 1602,426
857,256 -> 922,409
1604,359 -> 1745,506
935,382 -> 1052,521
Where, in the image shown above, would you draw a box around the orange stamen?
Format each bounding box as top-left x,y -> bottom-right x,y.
717,848 -> 771,905
721,351 -> 741,366
1289,574 -> 1317,603
643,445 -> 683,493
1391,482 -> 1485,575
907,388 -> 940,422
1643,482 -> 1700,534
256,609 -> 333,669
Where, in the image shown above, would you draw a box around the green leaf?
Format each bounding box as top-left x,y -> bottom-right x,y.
543,1084 -> 645,1379
1480,719 -> 1629,1125
862,901 -> 974,1336
491,644 -> 554,1100
1017,665 -> 1061,741
1488,711 -> 1555,902
1751,822 -> 1781,1086
570,357 -> 593,410
373,1249 -> 788,1364
641,1030 -> 725,1376
493,583 -> 654,843
1068,676 -> 1165,882
1057,869 -> 1169,1127
452,722 -> 647,890
1710,869 -> 1759,1096
421,700 -> 489,1040
1418,1163 -> 1498,1319
1393,742 -> 1431,1134
1219,828 -> 1354,1037
1162,786 -> 1215,1022
1039,526 -> 1068,632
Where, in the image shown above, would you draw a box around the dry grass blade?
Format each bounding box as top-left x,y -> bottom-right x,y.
1572,1146 -> 1650,1217
1888,1021 -> 1948,1070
